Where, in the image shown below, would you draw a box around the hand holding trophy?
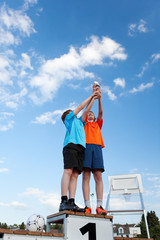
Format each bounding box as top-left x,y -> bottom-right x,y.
93,81 -> 101,99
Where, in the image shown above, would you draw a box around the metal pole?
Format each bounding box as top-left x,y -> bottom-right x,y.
90,193 -> 94,213
143,209 -> 150,239
106,179 -> 112,211
138,180 -> 150,239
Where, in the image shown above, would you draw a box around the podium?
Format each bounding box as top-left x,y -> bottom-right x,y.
47,211 -> 114,240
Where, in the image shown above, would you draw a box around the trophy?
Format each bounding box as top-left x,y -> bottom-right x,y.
93,81 -> 100,91
93,81 -> 101,98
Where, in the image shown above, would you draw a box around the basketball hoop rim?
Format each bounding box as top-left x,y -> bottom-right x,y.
123,192 -> 131,202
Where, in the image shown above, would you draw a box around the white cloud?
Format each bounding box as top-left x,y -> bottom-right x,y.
0,157 -> 8,172
68,83 -> 81,89
137,62 -> 149,78
128,19 -> 148,36
24,0 -> 38,4
0,157 -> 6,164
11,201 -> 28,209
113,78 -> 125,88
22,187 -> 60,212
32,110 -> 63,125
0,28 -> 20,46
143,172 -> 160,177
129,168 -> 139,174
23,187 -> 83,213
5,101 -> 18,109
147,177 -> 160,182
22,187 -> 44,197
18,53 -> 33,77
151,53 -> 160,63
0,112 -> 15,131
143,189 -> 155,197
0,3 -> 36,111
0,3 -> 36,47
0,87 -> 28,110
129,82 -> 154,94
36,7 -> 43,17
40,193 -> 60,212
0,201 -> 28,209
0,3 -> 36,37
32,102 -> 78,125
109,197 -> 140,210
30,36 -> 127,104
20,53 -> 33,70
128,24 -> 136,36
137,19 -> 148,33
0,54 -> 16,85
0,168 -> 9,173
102,86 -> 117,101
23,0 -> 38,11
0,49 -> 29,111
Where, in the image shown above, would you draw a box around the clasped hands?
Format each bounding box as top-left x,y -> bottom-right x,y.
92,84 -> 101,99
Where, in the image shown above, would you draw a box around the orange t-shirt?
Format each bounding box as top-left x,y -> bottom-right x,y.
84,117 -> 105,148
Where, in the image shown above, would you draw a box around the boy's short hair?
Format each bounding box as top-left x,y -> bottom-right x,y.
61,109 -> 72,123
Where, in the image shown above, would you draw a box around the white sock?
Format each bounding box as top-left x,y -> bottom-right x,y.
85,200 -> 91,208
97,199 -> 103,208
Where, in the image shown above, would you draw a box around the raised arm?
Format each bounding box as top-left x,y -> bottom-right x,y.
73,92 -> 97,116
81,96 -> 95,122
98,94 -> 103,121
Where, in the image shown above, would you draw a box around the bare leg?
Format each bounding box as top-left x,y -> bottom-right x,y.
61,169 -> 73,196
93,169 -> 103,200
69,168 -> 79,199
82,168 -> 91,201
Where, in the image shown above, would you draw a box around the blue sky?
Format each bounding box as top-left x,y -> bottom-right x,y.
0,0 -> 160,225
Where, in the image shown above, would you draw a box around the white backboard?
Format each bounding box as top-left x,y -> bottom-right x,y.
108,174 -> 143,195
129,227 -> 141,235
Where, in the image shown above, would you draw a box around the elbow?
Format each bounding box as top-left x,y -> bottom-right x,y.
99,110 -> 103,115
79,104 -> 83,112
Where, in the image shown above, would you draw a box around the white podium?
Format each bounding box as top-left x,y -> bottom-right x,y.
0,211 -> 113,240
47,211 -> 114,240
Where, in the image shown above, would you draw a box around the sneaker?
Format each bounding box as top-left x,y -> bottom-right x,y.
68,202 -> 86,212
96,206 -> 108,215
85,207 -> 92,214
59,200 -> 70,211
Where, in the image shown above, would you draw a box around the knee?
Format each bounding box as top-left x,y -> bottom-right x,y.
83,169 -> 91,182
64,169 -> 72,177
71,169 -> 79,180
94,171 -> 102,183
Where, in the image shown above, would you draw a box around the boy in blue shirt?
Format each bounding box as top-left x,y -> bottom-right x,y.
59,91 -> 99,212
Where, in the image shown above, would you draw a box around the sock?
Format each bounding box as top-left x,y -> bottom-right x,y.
85,200 -> 91,208
68,198 -> 74,203
61,196 -> 67,203
97,199 -> 103,208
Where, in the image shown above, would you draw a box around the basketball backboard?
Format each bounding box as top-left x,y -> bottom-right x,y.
129,227 -> 141,235
108,174 -> 143,195
106,174 -> 150,238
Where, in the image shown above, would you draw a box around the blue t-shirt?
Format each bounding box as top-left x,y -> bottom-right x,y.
63,111 -> 86,148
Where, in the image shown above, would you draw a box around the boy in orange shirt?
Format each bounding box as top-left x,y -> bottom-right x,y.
82,82 -> 107,215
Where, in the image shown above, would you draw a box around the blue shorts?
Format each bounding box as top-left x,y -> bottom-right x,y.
83,144 -> 104,172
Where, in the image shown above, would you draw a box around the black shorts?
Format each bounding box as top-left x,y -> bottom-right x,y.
63,143 -> 84,174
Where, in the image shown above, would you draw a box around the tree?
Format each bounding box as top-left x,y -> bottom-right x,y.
147,211 -> 160,228
150,225 -> 160,240
137,211 -> 160,239
19,222 -> 25,230
0,222 -> 8,229
51,223 -> 62,231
